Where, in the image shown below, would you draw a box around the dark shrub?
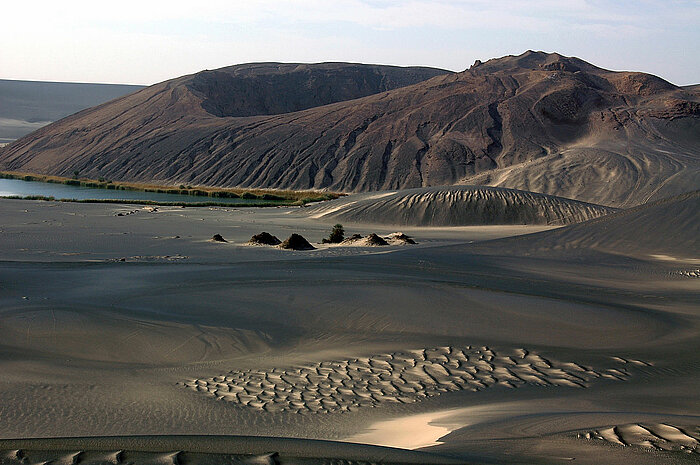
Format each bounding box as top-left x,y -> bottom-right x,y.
327,224 -> 345,243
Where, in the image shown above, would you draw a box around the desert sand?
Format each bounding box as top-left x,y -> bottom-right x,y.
0,193 -> 697,464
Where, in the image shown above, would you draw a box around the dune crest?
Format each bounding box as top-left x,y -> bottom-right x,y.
578,423 -> 699,455
487,190 -> 699,257
0,436 -> 462,465
305,185 -> 616,226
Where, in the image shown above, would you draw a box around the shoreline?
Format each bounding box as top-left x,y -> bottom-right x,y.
0,170 -> 342,204
0,194 -> 295,208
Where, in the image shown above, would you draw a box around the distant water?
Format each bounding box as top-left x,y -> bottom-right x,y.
0,178 -> 280,205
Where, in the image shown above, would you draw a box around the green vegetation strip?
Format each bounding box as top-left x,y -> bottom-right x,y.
0,171 -> 341,205
0,195 -> 300,207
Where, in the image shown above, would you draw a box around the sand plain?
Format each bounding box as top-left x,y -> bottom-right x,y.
0,197 -> 698,464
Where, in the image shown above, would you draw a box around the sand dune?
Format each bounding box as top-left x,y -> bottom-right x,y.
578,423 -> 699,454
0,198 -> 697,465
484,189 -> 699,258
0,435 -> 462,465
304,185 -> 617,226
0,307 -> 272,365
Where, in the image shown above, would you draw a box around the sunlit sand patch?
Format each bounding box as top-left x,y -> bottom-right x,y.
651,254 -> 700,277
308,191 -> 396,219
577,423 -> 699,455
344,409 -> 462,449
609,356 -> 653,367
308,201 -> 358,219
650,254 -> 700,265
182,346 -> 645,414
344,402 -> 523,449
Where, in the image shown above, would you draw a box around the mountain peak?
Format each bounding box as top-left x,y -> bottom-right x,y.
469,50 -> 601,74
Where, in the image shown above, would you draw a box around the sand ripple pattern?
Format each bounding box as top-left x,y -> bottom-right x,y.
672,268 -> 700,278
578,423 -> 699,455
183,346 -> 637,414
304,186 -> 617,227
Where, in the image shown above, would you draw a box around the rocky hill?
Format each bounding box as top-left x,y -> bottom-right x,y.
1,52 -> 697,207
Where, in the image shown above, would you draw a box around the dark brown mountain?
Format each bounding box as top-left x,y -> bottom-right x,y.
187,62 -> 451,117
1,52 -> 698,207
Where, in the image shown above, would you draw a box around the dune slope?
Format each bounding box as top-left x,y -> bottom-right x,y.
0,435 -> 462,465
305,185 -> 617,226
484,189 -> 699,258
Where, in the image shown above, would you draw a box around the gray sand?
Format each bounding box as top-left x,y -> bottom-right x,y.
0,198 -> 697,464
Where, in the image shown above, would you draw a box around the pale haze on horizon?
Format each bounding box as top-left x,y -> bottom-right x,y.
2,0 -> 698,86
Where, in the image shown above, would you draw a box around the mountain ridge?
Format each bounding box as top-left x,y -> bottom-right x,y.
1,52 -> 698,207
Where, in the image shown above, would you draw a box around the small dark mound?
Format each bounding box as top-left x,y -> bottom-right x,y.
211,234 -> 227,242
280,233 -> 315,250
249,232 -> 281,245
389,233 -> 416,244
366,233 -> 388,246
